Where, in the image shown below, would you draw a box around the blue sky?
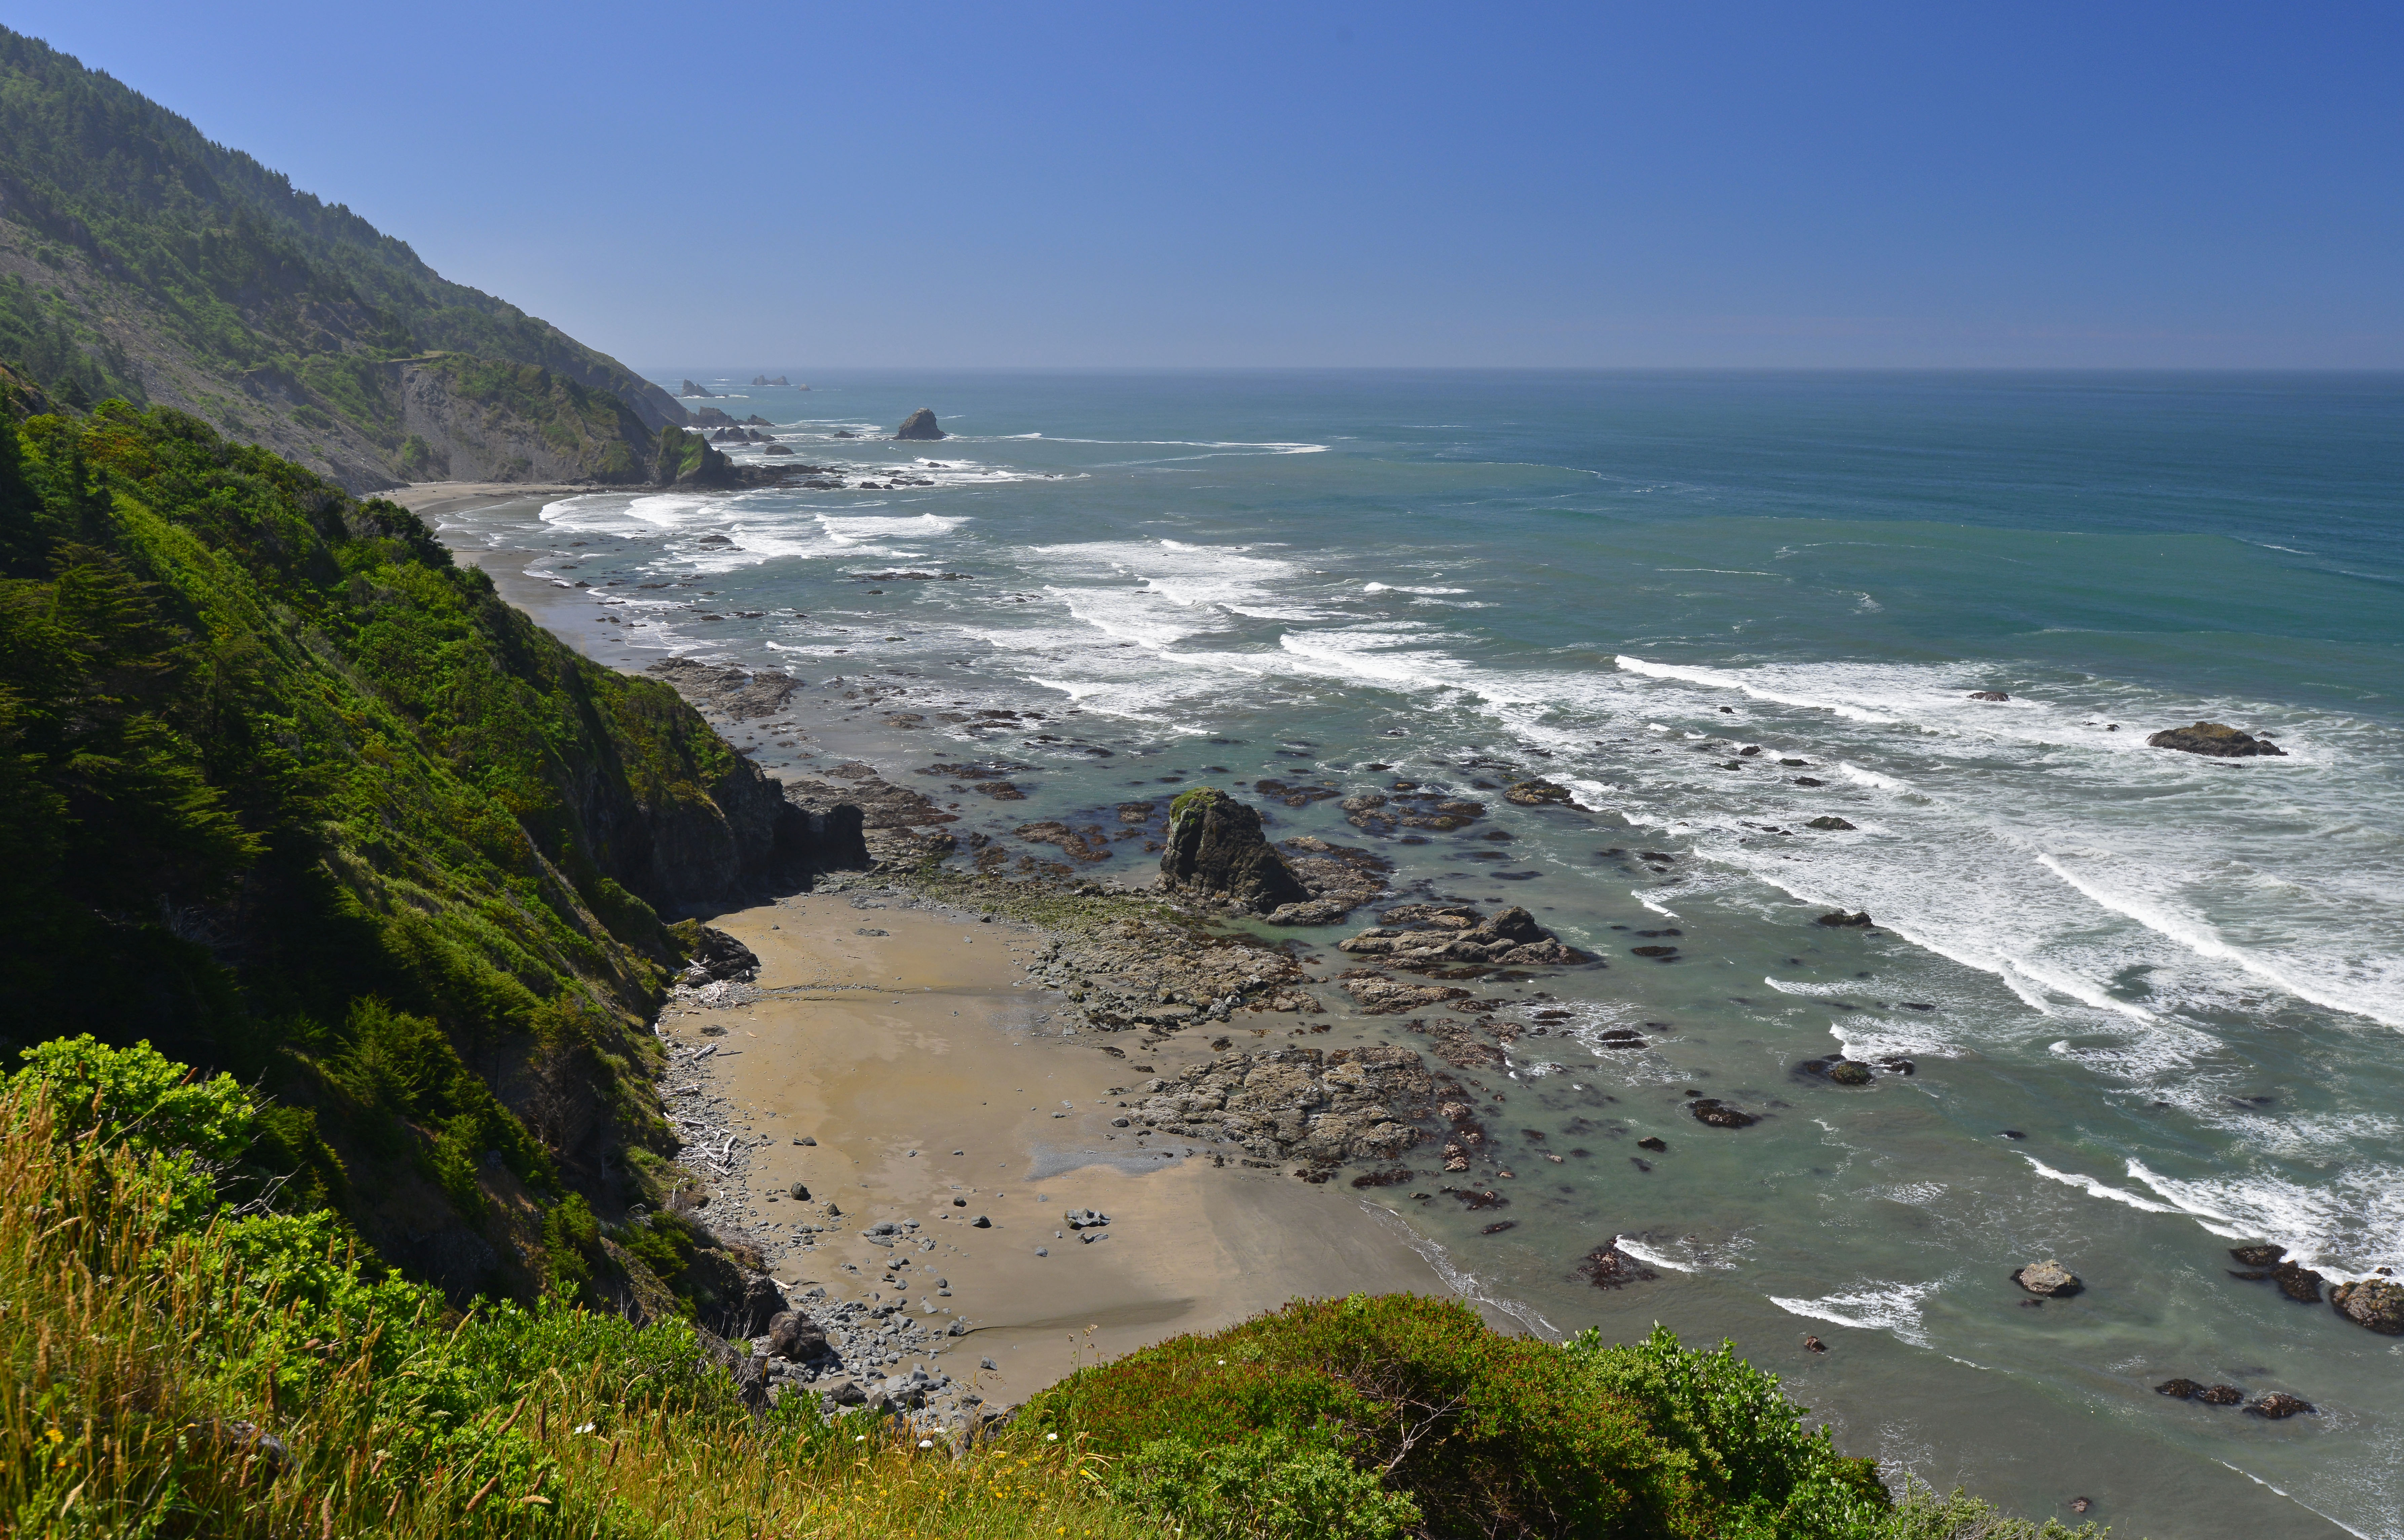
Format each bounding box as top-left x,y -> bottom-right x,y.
21,2 -> 2403,369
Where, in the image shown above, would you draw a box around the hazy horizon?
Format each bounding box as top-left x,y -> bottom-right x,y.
24,2 -> 2404,371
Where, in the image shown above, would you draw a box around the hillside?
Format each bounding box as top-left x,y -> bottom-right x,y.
0,398 -> 843,1305
0,26 -> 683,489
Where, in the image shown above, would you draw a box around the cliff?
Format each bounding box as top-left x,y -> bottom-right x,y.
0,400 -> 840,1300
0,25 -> 686,490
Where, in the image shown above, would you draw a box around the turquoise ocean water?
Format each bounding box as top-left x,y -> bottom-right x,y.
443,371 -> 2402,1537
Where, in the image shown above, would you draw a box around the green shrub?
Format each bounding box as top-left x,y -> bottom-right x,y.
1105,1425 -> 1420,1540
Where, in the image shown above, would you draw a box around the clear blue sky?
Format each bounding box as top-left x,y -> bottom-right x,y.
21,2 -> 2403,369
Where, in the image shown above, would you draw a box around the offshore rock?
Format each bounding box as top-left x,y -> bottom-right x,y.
1967,690 -> 2010,702
2147,721 -> 2287,758
2329,1278 -> 2404,1334
895,408 -> 947,440
1815,910 -> 1874,928
1502,778 -> 1575,807
1337,904 -> 1586,971
2014,1260 -> 2083,1297
1688,1098 -> 1759,1129
1158,788 -> 1309,914
2246,1393 -> 2314,1420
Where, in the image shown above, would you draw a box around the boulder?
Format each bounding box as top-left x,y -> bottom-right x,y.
764,1309 -> 828,1360
2270,1261 -> 2324,1303
2013,1260 -> 2082,1297
1688,1098 -> 1758,1129
1815,910 -> 1874,928
1826,1061 -> 1875,1087
2154,1378 -> 2206,1399
2196,1384 -> 2244,1405
678,925 -> 760,986
2146,722 -> 2286,758
1158,788 -> 1309,913
1805,816 -> 1856,831
2246,1393 -> 2314,1420
1502,778 -> 1574,807
2330,1278 -> 2404,1334
1967,690 -> 2010,702
895,408 -> 947,441
2228,1243 -> 2286,1267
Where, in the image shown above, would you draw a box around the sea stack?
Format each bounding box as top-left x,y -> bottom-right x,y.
895,408 -> 947,441
1158,788 -> 1310,914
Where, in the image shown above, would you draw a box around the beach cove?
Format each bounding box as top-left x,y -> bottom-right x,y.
397,369 -> 2401,1540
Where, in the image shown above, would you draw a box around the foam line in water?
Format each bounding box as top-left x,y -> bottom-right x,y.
1764,1280 -> 1942,1347
2020,1156 -> 2179,1214
1362,1203 -> 1557,1340
2035,853 -> 2401,1029
1614,653 -> 1897,723
1609,1233 -> 1697,1273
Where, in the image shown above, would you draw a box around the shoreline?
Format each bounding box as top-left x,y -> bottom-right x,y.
414,486 -> 1485,1420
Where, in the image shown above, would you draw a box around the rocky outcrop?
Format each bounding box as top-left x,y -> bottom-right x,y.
1018,912 -> 1316,1029
1158,788 -> 1310,914
895,408 -> 947,441
1688,1098 -> 1758,1129
1337,904 -> 1586,971
1125,1045 -> 1443,1165
2147,722 -> 2286,758
1265,835 -> 1390,925
2013,1260 -> 2083,1297
681,380 -> 717,398
1967,690 -> 2010,702
2330,1278 -> 2404,1334
751,375 -> 792,388
646,658 -> 803,721
1502,778 -> 1574,807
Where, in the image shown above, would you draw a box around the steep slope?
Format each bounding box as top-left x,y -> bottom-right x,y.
0,399 -> 840,1300
0,26 -> 684,489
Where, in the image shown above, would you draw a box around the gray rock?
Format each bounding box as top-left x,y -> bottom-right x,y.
1805,816 -> 1856,832
2146,721 -> 2286,758
2014,1259 -> 2082,1297
1157,788 -> 1309,913
2330,1278 -> 2404,1334
895,408 -> 947,441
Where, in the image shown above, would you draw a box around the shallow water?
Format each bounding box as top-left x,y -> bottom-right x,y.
439,370 -> 2402,1538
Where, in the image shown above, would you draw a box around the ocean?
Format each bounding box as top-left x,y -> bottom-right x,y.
437,370 -> 2403,1537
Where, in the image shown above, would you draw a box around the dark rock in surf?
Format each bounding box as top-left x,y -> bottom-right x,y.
1578,1241 -> 1659,1288
2270,1262 -> 2324,1303
2229,1243 -> 2286,1267
1967,690 -> 2010,702
1688,1098 -> 1758,1129
1826,1060 -> 1875,1087
1502,778 -> 1574,807
895,408 -> 947,441
2146,722 -> 2286,758
2155,1378 -> 2207,1399
2195,1384 -> 2244,1406
2246,1393 -> 2314,1420
1806,816 -> 1856,831
2330,1279 -> 2404,1334
1157,788 -> 1309,914
1815,910 -> 1874,928
2013,1260 -> 2082,1297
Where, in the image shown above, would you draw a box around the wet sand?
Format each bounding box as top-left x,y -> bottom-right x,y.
662,885 -> 1454,1407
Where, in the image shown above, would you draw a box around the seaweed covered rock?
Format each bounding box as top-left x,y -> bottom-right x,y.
2330,1278 -> 2404,1335
2147,721 -> 2286,758
1338,904 -> 1586,971
1158,788 -> 1310,914
1502,778 -> 1574,807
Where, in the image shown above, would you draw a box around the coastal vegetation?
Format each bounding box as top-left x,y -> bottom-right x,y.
0,26 -> 682,486
4,1037 -> 2098,1538
0,395 -> 2097,1534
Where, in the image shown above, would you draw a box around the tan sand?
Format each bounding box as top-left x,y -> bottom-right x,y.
665,888 -> 1453,1406
385,481 -> 593,518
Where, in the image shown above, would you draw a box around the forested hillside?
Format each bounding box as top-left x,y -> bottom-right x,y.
0,398 -> 828,1304
0,26 -> 682,488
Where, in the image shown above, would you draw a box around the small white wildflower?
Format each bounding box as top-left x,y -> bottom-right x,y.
1045,1432 -> 1058,1441
918,1438 -> 935,1449
573,1423 -> 597,1435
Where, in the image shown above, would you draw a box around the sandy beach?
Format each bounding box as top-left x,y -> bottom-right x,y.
656,880 -> 1455,1411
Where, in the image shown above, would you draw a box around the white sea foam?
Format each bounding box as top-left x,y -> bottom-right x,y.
2127,1158 -> 2404,1277
2020,1156 -> 2179,1214
1766,1280 -> 1943,1347
1614,653 -> 1898,723
1610,1233 -> 1698,1272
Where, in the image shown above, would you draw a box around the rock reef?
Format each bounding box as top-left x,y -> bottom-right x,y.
2147,721 -> 2286,758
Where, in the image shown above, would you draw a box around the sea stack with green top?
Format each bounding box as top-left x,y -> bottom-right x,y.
1159,787 -> 1310,914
